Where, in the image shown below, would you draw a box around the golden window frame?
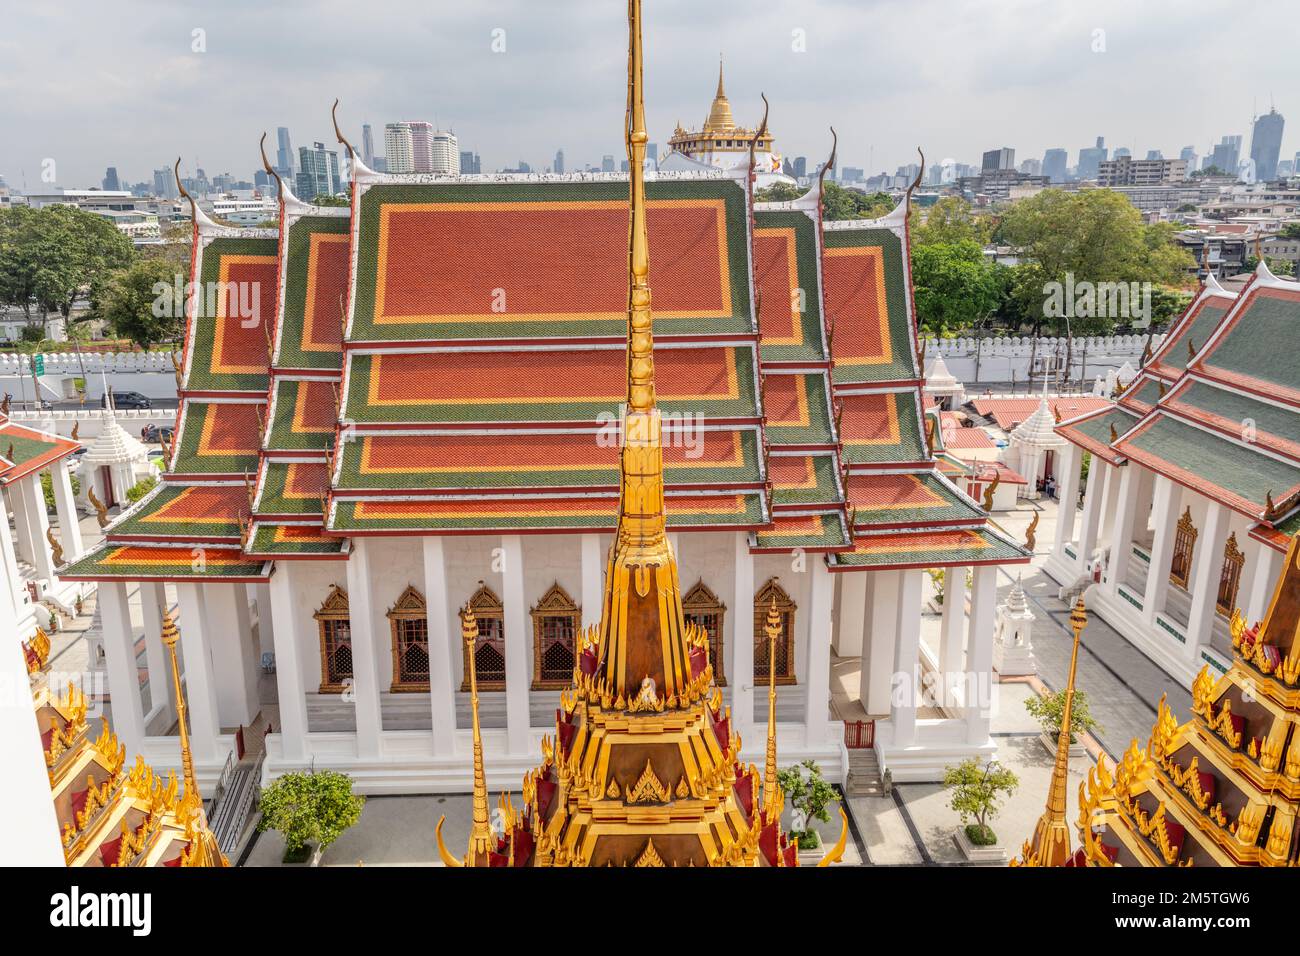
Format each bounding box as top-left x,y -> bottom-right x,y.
753,577 -> 797,685
1215,532 -> 1245,616
682,579 -> 727,686
313,585 -> 352,693
1170,506 -> 1198,590
531,583 -> 580,690
461,582 -> 506,692
387,584 -> 430,692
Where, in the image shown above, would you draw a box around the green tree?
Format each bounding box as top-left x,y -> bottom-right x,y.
914,196 -> 993,246
312,194 -> 349,207
911,240 -> 1002,335
96,258 -> 187,348
40,470 -> 81,510
125,475 -> 158,503
1281,223 -> 1300,241
1244,255 -> 1295,277
943,758 -> 1019,846
1025,688 -> 1101,743
754,181 -> 897,222
776,760 -> 840,849
257,769 -> 365,864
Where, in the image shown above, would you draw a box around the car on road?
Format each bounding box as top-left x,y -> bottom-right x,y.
102,391 -> 152,410
141,424 -> 174,444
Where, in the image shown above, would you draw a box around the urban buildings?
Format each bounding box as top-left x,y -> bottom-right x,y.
384,122 -> 414,173
1098,156 -> 1188,187
361,123 -> 375,167
1210,135 -> 1243,174
1250,107 -> 1285,181
295,141 -> 341,200
275,126 -> 295,178
553,149 -> 564,174
982,147 -> 1015,171
101,166 -> 120,191
1077,136 -> 1108,180
1042,148 -> 1068,183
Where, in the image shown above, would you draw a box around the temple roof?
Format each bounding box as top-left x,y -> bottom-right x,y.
0,417 -> 81,485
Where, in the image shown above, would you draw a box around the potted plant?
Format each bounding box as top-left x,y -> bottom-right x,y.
943,757 -> 1018,864
776,760 -> 840,862
256,769 -> 365,865
1025,688 -> 1099,758
47,610 -> 59,634
74,592 -> 84,617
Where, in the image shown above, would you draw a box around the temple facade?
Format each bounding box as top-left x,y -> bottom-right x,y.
57,39 -> 1031,795
1046,264 -> 1300,690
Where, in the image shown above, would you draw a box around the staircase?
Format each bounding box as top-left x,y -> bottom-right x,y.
845,748 -> 883,796
209,753 -> 264,857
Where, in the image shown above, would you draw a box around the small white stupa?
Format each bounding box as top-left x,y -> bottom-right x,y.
77,403 -> 155,510
1007,396 -> 1065,499
992,575 -> 1037,677
923,352 -> 965,408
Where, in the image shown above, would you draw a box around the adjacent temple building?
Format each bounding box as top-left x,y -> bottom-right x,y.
50,0 -> 1030,802
1048,261 -> 1300,690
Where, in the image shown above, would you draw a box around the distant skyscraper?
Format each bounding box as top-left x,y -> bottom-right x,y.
1113,147 -> 1131,159
1210,135 -> 1242,175
296,142 -> 340,200
276,127 -> 295,177
1145,150 -> 1163,161
384,123 -> 414,173
1018,157 -> 1042,176
361,124 -> 375,167
102,167 -> 120,191
1179,145 -> 1198,170
1077,136 -> 1107,180
460,151 -> 481,174
554,149 -> 565,174
1042,148 -> 1067,183
1250,108 -> 1285,181
982,147 -> 1014,171
602,154 -> 616,173
408,121 -> 435,172
429,130 -> 459,175
793,156 -> 807,178
152,168 -> 176,199
647,143 -> 658,168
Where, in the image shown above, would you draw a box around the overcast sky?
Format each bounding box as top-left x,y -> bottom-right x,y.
1,0 -> 1294,190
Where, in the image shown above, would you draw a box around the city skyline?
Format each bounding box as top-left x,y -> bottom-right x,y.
0,0 -> 1295,189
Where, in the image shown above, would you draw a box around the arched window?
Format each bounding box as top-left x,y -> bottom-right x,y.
1216,532 -> 1245,616
754,577 -> 796,685
314,586 -> 352,693
682,580 -> 727,686
1170,507 -> 1198,590
387,585 -> 429,692
531,583 -> 580,689
461,583 -> 506,692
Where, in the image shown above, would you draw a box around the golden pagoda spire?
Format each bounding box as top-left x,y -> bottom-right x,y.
705,55 -> 736,132
161,610 -> 198,801
763,599 -> 781,817
437,608 -> 494,867
1017,597 -> 1088,866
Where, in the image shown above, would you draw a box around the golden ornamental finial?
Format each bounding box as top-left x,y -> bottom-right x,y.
763,598 -> 781,817
160,610 -> 200,806
461,606 -> 493,865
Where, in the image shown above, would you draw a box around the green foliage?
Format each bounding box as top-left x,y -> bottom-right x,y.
776,760 -> 839,848
1280,223 -> 1300,241
965,823 -> 997,846
1191,165 -> 1227,178
1245,255 -> 1295,277
312,194 -> 349,207
943,758 -> 1018,840
125,476 -> 158,503
754,181 -> 896,223
914,197 -> 993,246
96,258 -> 186,349
40,470 -> 81,510
999,189 -> 1194,333
911,240 -> 1002,335
257,769 -> 365,858
1025,689 -> 1101,743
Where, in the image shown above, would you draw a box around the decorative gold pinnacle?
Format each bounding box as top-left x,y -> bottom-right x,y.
463,607 -> 493,865
763,598 -> 780,817
160,610 -> 198,802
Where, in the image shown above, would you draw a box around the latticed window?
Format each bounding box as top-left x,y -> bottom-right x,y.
682,580 -> 726,686
462,582 -> 506,691
1170,506 -> 1198,589
387,585 -> 429,691
1216,532 -> 1245,616
531,583 -> 580,689
314,586 -> 352,693
754,577 -> 796,685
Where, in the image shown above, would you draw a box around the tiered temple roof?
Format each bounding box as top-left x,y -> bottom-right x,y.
0,414 -> 80,486
1069,532 -> 1300,866
1056,263 -> 1300,553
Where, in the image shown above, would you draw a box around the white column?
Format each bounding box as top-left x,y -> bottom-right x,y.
888,570 -> 923,747
0,623 -> 64,865
1020,448 -> 1041,500
201,582 -> 258,727
860,570 -> 898,715
1184,501 -> 1228,659
964,565 -> 998,745
0,492 -> 23,624
138,581 -> 173,724
803,560 -> 834,746
501,535 -> 530,754
174,582 -> 222,763
832,570 -> 867,658
580,533 -> 603,630
1053,444 -> 1082,555
18,475 -> 55,582
8,482 -> 35,565
1096,461 -> 1118,548
1246,542 -> 1282,626
1103,466 -> 1140,595
1142,475 -> 1180,622
267,565 -> 308,760
50,459 -> 83,561
939,565 -> 968,706
344,539 -> 383,758
1076,461 -> 1105,571
255,583 -> 275,658
729,532 -> 755,745
98,580 -> 146,755
422,537 -> 457,756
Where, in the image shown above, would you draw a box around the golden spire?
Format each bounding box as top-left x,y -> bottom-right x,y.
464,608 -> 494,865
704,55 -> 736,132
160,610 -> 198,801
1018,597 -> 1088,866
763,599 -> 780,817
